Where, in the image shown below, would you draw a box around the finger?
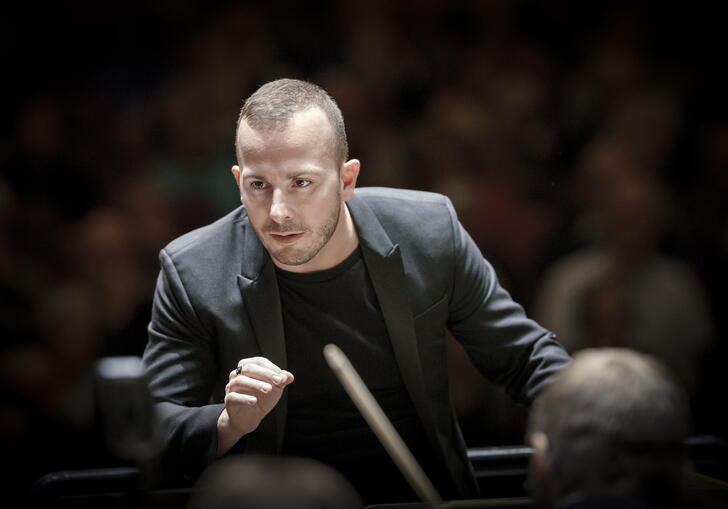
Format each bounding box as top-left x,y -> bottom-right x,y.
242,356 -> 287,374
236,357 -> 294,384
225,391 -> 256,407
239,363 -> 289,386
229,375 -> 274,395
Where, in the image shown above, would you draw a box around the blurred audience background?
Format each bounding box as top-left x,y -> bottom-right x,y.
2,0 -> 725,500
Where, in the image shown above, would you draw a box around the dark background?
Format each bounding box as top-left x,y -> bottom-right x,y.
2,0 -> 726,501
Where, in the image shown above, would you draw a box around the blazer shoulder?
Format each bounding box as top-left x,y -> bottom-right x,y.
351,187 -> 460,255
354,187 -> 452,207
163,206 -> 248,260
353,187 -> 456,224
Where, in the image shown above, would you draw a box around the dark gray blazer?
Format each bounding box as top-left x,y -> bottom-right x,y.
142,187 -> 570,497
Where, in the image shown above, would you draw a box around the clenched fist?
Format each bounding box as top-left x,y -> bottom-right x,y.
217,357 -> 294,456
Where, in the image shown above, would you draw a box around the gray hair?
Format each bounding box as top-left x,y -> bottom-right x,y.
527,348 -> 690,506
236,78 -> 348,166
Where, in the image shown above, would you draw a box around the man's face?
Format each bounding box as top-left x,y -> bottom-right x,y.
234,108 -> 353,272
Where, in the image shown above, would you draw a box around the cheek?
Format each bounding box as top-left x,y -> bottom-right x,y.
303,197 -> 334,223
242,201 -> 268,228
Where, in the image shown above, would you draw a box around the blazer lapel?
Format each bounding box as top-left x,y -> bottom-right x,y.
236,220 -> 287,454
348,195 -> 444,461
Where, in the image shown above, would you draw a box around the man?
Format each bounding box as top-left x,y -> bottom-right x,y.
142,78 -> 570,504
526,348 -> 691,509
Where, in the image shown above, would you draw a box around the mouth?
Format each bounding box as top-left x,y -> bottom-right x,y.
269,232 -> 304,245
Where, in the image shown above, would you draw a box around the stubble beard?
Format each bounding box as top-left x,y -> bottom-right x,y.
266,191 -> 342,267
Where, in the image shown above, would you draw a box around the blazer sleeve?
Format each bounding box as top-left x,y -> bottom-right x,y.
444,200 -> 570,404
142,248 -> 223,482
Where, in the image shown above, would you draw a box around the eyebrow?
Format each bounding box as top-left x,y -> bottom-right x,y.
242,168 -> 327,180
241,173 -> 267,181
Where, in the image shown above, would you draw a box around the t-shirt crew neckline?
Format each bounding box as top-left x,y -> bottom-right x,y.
274,247 -> 362,283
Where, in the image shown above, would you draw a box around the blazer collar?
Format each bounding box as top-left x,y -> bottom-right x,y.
347,193 -> 446,470
236,213 -> 286,453
346,192 -> 397,257
238,210 -> 269,281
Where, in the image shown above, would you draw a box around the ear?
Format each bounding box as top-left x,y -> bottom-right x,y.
531,432 -> 550,471
232,165 -> 242,189
529,431 -> 553,499
340,159 -> 360,201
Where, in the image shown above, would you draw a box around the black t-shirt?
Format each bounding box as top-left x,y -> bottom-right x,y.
276,247 -> 454,504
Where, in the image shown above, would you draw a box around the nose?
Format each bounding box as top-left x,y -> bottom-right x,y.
269,188 -> 293,223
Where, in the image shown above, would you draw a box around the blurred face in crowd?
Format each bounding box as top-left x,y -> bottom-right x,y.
598,171 -> 666,263
233,107 -> 359,273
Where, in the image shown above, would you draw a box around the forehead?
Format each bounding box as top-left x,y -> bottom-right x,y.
236,108 -> 335,166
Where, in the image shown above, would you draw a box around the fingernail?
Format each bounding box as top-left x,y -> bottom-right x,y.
273,375 -> 283,384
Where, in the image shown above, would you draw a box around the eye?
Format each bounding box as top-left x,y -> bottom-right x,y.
294,179 -> 312,188
250,180 -> 267,190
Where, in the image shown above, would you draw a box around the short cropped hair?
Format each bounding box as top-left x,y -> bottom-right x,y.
236,78 -> 348,166
527,348 -> 690,506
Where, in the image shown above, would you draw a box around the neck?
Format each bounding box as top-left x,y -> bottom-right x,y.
275,203 -> 359,274
339,203 -> 359,249
326,203 -> 359,266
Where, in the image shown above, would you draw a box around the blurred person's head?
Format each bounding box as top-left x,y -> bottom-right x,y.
701,122 -> 728,190
114,175 -> 177,257
595,170 -> 669,264
578,275 -> 634,348
70,207 -> 146,331
0,177 -> 13,254
72,207 -> 137,285
585,14 -> 650,114
37,283 -> 101,367
527,348 -> 690,509
315,67 -> 371,144
187,455 -> 362,509
14,94 -> 64,159
606,89 -> 682,172
572,136 -> 639,211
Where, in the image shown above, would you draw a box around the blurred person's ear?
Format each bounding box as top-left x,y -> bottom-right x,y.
528,431 -> 554,507
530,432 -> 551,478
